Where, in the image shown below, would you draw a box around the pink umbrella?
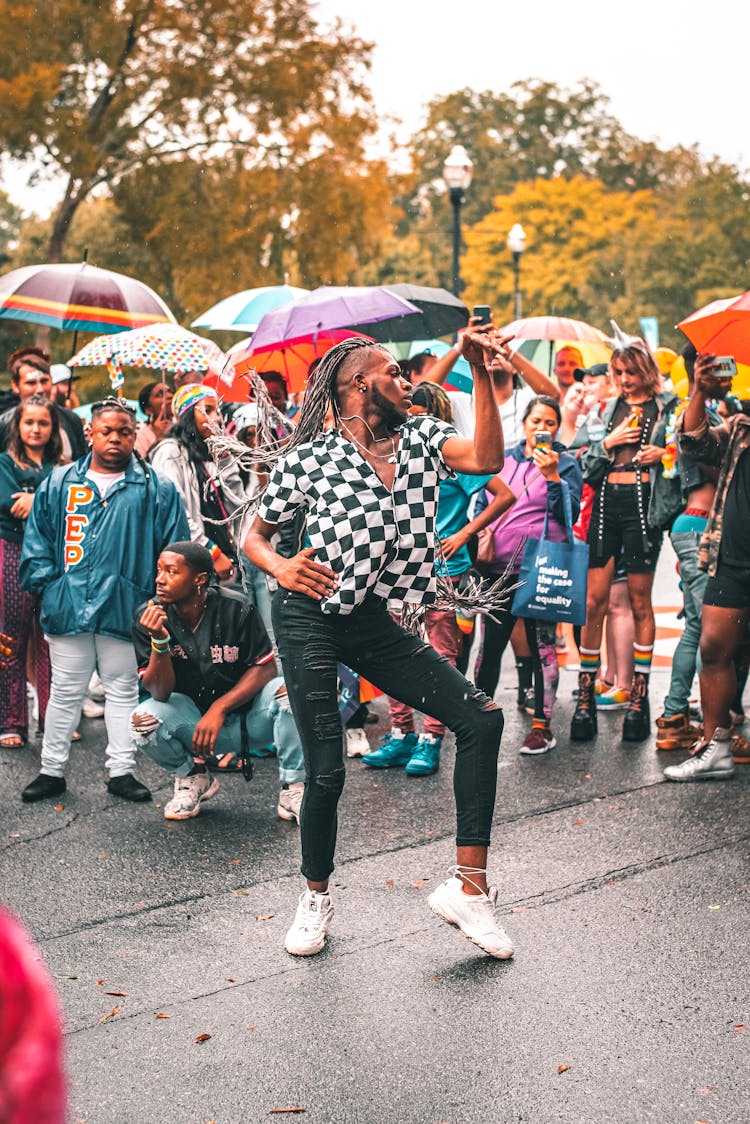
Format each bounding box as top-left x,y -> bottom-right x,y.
500,315 -> 608,343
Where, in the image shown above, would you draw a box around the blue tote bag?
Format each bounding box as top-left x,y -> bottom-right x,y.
510,487 -> 589,626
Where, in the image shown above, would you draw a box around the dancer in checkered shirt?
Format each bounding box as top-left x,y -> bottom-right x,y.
244,330 -> 513,960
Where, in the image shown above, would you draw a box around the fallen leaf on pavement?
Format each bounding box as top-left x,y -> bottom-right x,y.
698,1086 -> 717,1093
573,819 -> 585,826
97,979 -> 104,985
226,978 -> 235,982
228,859 -> 241,864
156,1013 -> 171,1019
194,1033 -> 212,1043
430,976 -> 442,982
99,851 -> 108,858
411,879 -> 428,889
510,907 -> 525,913
104,990 -> 127,997
255,913 -> 274,921
99,1007 -> 120,1022
732,1024 -> 746,1031
231,889 -> 249,896
557,1065 -> 570,1074
269,1109 -> 306,1115
54,973 -> 78,980
54,805 -> 64,811
385,879 -> 394,888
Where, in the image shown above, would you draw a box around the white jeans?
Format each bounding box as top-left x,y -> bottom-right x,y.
42,634 -> 138,778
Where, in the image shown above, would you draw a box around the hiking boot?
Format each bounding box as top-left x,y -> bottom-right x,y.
520,726 -> 556,755
345,727 -> 370,758
597,686 -> 631,711
655,712 -> 701,752
405,734 -> 441,776
428,873 -> 514,960
362,729 -> 417,768
277,781 -> 304,824
163,771 -> 220,820
284,890 -> 334,956
663,728 -> 734,781
622,673 -> 651,742
731,732 -> 750,763
570,672 -> 597,741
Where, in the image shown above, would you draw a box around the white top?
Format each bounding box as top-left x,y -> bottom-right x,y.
85,469 -> 126,497
447,384 -> 536,447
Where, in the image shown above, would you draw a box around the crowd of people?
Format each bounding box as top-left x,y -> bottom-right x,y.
1,317 -> 748,962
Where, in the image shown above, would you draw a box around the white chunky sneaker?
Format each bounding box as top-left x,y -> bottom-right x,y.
345,727 -> 370,757
428,872 -> 514,959
284,890 -> 334,956
277,781 -> 304,824
663,728 -> 735,782
163,771 -> 220,820
81,695 -> 105,719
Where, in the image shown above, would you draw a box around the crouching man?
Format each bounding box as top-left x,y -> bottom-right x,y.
130,541 -> 305,822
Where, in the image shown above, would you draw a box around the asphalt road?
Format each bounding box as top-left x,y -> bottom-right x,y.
2,637 -> 749,1124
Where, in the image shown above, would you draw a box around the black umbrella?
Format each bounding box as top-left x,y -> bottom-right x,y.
377,284 -> 470,341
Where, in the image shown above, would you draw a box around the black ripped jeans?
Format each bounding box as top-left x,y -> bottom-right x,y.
272,590 -> 504,882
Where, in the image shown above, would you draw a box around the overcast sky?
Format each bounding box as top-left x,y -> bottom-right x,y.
315,0 -> 750,170
5,1 -> 748,215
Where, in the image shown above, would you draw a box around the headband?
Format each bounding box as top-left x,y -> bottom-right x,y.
172,383 -> 218,419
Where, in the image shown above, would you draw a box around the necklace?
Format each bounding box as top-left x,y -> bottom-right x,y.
339,419 -> 398,464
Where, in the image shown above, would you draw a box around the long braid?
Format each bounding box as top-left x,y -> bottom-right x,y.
206,337 -> 379,518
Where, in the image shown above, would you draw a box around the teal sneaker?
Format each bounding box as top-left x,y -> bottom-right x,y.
405,734 -> 442,776
362,729 -> 418,768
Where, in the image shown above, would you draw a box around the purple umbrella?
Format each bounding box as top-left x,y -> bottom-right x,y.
250,285 -> 421,349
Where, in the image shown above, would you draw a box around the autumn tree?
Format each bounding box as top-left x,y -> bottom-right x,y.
0,0 -> 377,264
462,176 -> 661,328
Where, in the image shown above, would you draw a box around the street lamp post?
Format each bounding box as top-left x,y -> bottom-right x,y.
442,145 -> 474,297
507,223 -> 527,320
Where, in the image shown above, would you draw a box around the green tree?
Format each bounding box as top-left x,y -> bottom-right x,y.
0,0 -> 377,264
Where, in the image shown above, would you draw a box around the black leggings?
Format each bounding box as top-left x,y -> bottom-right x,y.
272,590 -> 504,882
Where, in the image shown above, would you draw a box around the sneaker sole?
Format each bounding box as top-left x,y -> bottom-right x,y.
428,895 -> 514,960
519,736 -> 556,756
164,777 -> 220,820
664,768 -> 735,782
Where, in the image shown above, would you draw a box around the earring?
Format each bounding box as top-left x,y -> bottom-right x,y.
359,384 -> 367,393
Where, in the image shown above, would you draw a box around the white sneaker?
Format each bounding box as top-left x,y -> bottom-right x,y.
277,781 -> 304,824
163,771 -> 220,820
87,671 -> 106,702
81,695 -> 105,719
284,890 -> 334,956
663,729 -> 735,782
345,727 -> 370,757
428,873 -> 514,959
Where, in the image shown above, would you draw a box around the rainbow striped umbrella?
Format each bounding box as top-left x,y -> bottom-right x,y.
69,323 -> 224,374
0,262 -> 175,333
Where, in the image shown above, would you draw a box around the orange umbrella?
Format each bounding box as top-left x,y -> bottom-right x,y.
207,329 -> 373,399
677,291 -> 750,365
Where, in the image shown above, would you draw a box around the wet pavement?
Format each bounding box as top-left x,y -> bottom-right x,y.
1,548 -> 749,1123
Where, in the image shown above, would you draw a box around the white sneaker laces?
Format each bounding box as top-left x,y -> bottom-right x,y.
447,864 -> 496,903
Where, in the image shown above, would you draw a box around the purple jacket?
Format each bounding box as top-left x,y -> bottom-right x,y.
485,441 -> 583,572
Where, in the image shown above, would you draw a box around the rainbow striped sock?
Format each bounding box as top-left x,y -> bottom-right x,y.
579,648 -> 601,675
633,644 -> 654,675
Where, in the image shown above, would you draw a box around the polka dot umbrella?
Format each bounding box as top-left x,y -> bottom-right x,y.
69,323 -> 224,393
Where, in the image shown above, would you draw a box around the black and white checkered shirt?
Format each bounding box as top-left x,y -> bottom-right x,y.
257,415 -> 457,614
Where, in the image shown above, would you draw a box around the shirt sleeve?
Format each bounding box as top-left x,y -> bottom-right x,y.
409,416 -> 459,476
238,602 -> 275,668
256,451 -> 308,525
